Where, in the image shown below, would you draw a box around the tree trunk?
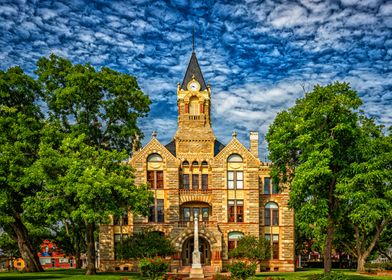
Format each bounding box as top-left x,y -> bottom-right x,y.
85,221 -> 96,275
355,221 -> 386,273
10,213 -> 44,272
324,218 -> 334,273
73,247 -> 81,269
72,224 -> 83,269
357,255 -> 366,273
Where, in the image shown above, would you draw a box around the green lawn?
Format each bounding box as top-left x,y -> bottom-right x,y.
251,269 -> 392,280
0,269 -> 141,280
0,269 -> 391,280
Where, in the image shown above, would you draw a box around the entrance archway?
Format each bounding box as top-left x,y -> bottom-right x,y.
182,236 -> 211,266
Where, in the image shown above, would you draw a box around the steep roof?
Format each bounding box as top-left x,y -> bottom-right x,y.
180,52 -> 207,91
163,139 -> 225,158
214,140 -> 225,156
165,140 -> 176,156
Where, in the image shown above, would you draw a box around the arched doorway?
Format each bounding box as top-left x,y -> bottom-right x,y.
182,236 -> 211,266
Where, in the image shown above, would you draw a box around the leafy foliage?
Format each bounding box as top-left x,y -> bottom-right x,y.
335,119 -> 392,271
226,262 -> 256,280
139,257 -> 170,280
116,231 -> 175,260
35,54 -> 151,153
229,235 -> 270,264
25,54 -> 153,274
266,82 -> 365,272
0,66 -> 44,271
0,232 -> 19,258
364,262 -> 392,271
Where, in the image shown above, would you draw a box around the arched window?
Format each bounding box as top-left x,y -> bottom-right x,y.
147,153 -> 162,162
264,202 -> 279,226
182,160 -> 189,166
228,232 -> 244,253
227,154 -> 243,190
147,153 -> 164,223
189,97 -> 199,115
227,154 -> 243,162
147,154 -> 163,189
201,160 -> 208,166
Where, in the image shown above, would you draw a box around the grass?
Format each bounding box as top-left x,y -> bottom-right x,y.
0,268 -> 391,280
251,269 -> 392,280
0,269 -> 141,280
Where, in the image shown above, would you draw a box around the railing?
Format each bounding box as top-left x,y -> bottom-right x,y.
182,114 -> 205,121
177,220 -> 216,228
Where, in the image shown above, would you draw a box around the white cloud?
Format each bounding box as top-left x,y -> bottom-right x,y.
269,4 -> 308,28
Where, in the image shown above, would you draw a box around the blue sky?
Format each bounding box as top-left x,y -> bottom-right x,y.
1,0 -> 391,159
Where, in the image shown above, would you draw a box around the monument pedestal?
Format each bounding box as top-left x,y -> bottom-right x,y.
189,267 -> 204,279
189,213 -> 204,279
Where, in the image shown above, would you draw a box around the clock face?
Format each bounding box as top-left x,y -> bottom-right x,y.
188,81 -> 199,91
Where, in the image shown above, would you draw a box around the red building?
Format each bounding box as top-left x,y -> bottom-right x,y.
37,240 -> 75,269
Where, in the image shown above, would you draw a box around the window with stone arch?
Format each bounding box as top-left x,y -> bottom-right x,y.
228,231 -> 244,254
147,153 -> 163,189
264,202 -> 279,226
147,153 -> 164,223
189,96 -> 200,115
227,154 -> 243,190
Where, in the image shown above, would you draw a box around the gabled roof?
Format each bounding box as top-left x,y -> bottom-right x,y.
130,136 -> 179,165
214,140 -> 225,156
165,140 -> 176,156
214,136 -> 260,166
164,139 -> 224,157
180,52 -> 207,91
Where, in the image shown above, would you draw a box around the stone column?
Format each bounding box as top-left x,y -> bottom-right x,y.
190,212 -> 204,278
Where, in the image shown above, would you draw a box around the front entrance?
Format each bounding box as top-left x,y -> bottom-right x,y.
182,236 -> 211,266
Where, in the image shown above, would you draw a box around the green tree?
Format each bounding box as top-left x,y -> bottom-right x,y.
31,54 -> 153,275
0,232 -> 20,263
229,235 -> 270,264
336,120 -> 392,272
32,130 -> 153,275
115,230 -> 175,260
266,82 -> 363,273
228,235 -> 270,279
35,54 -> 151,154
0,67 -> 44,272
373,224 -> 392,262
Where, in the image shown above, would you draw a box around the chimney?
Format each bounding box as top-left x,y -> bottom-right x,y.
249,131 -> 259,159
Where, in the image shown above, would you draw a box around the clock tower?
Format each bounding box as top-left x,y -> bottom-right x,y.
174,50 -> 216,158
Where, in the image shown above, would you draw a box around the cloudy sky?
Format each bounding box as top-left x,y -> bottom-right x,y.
1,0 -> 391,159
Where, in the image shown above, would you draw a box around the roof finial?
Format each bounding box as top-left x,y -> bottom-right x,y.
192,26 -> 195,53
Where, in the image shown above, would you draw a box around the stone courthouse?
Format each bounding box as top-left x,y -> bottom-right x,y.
99,50 -> 295,273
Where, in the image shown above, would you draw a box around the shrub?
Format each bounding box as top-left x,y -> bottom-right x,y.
227,262 -> 257,280
139,257 -> 169,280
116,230 -> 175,260
212,273 -> 231,280
163,273 -> 183,280
307,271 -> 347,280
365,262 -> 392,271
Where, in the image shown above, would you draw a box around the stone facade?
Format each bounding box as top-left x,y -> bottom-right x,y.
99,51 -> 295,273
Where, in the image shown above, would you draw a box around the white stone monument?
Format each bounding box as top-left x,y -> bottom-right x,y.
189,212 -> 204,278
